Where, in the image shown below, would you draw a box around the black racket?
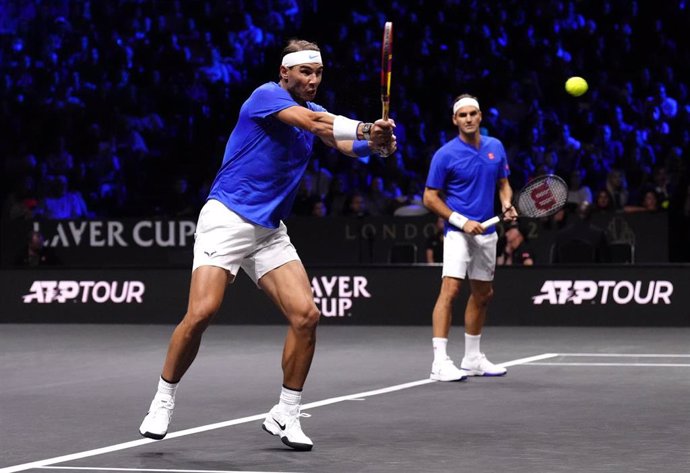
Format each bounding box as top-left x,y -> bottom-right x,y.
481,174 -> 568,227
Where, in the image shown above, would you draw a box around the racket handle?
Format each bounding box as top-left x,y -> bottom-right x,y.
481,216 -> 501,228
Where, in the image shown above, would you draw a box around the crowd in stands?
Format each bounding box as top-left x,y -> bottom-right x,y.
1,0 -> 689,259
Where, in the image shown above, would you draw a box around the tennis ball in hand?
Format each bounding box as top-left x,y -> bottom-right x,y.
565,76 -> 588,97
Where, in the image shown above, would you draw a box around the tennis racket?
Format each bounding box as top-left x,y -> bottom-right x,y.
481,174 -> 568,227
380,22 -> 393,120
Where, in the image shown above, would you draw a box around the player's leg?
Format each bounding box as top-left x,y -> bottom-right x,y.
464,278 -> 493,336
260,260 -> 319,389
140,199 -> 248,440
139,266 -> 230,439
432,276 -> 463,339
258,259 -> 319,451
241,221 -> 317,451
162,266 -> 230,382
461,232 -> 506,376
430,230 -> 471,382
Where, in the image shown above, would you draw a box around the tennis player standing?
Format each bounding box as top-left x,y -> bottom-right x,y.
139,39 -> 396,450
423,94 -> 516,382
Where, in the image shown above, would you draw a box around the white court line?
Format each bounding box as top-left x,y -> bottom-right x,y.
39,468 -> 287,473
526,362 -> 690,367
555,353 -> 690,358
0,353 -> 557,473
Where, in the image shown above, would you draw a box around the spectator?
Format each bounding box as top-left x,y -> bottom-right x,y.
325,174 -> 349,216
566,168 -> 593,208
650,166 -> 673,210
13,230 -> 61,266
166,176 -> 198,218
2,175 -> 39,221
305,158 -> 333,200
496,224 -> 535,266
343,191 -> 370,218
592,188 -> 616,215
36,175 -> 89,220
425,216 -> 445,264
552,123 -> 582,175
552,201 -> 609,263
594,124 -> 624,166
311,199 -> 327,217
393,180 -> 427,216
292,174 -> 317,216
605,169 -> 629,210
624,189 -> 662,213
366,176 -> 392,216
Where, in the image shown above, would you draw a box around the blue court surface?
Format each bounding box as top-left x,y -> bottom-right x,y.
2,325 -> 689,473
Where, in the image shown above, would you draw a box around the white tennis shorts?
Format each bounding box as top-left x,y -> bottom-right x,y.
192,199 -> 300,284
442,230 -> 498,281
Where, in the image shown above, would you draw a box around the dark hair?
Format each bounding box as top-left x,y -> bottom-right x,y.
279,40 -> 321,81
452,93 -> 479,107
281,39 -> 320,57
594,188 -> 614,210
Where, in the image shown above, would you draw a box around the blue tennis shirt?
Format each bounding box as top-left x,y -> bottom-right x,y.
426,135 -> 510,233
208,82 -> 327,228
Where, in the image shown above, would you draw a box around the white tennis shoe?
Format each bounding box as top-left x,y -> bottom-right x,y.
262,404 -> 313,451
139,394 -> 175,440
461,353 -> 507,376
430,356 -> 469,382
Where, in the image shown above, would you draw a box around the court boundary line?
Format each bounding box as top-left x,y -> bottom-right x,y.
554,353 -> 690,357
523,353 -> 690,367
526,362 -> 690,367
0,353 -> 557,473
38,468 -> 287,473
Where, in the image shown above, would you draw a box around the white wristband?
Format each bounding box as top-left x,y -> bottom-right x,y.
333,115 -> 361,141
449,212 -> 468,230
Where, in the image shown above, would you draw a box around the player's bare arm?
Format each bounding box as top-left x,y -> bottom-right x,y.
497,178 -> 517,221
423,186 -> 484,235
275,107 -> 396,156
423,187 -> 452,220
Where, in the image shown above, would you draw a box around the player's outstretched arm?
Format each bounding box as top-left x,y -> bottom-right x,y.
336,119 -> 397,158
275,106 -> 395,156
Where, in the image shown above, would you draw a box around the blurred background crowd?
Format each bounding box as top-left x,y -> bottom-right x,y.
1,0 -> 689,259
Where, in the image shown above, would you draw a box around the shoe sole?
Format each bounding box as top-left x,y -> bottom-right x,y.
461,369 -> 507,377
429,374 -> 468,382
262,422 -> 313,451
139,429 -> 166,440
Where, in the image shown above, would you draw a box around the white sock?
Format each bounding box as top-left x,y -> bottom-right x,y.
432,337 -> 448,362
465,333 -> 481,359
156,377 -> 178,399
278,385 -> 302,413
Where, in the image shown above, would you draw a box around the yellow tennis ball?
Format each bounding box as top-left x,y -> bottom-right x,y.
565,76 -> 588,97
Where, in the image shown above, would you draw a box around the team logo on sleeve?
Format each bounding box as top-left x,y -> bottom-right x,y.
488,152 -> 495,160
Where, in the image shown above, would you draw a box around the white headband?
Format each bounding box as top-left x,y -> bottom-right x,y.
282,50 -> 323,67
453,97 -> 480,115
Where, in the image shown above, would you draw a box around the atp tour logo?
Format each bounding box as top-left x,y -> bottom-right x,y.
311,275 -> 371,317
532,280 -> 673,305
23,280 -> 145,304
